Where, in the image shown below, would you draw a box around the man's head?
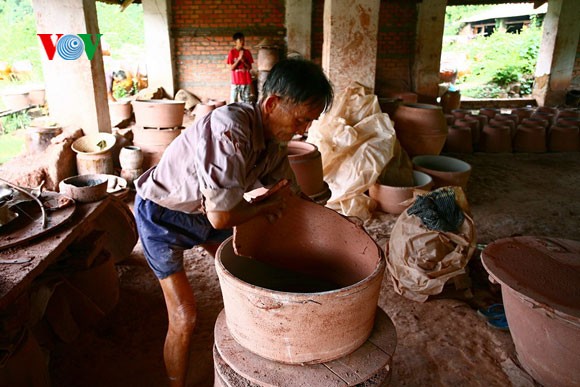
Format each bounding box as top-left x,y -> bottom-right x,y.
261,59 -> 333,142
233,32 -> 245,50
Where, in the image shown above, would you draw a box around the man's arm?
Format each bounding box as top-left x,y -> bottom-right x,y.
206,191 -> 287,229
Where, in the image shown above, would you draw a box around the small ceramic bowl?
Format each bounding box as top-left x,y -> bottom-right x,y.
59,174 -> 109,203
412,155 -> 471,191
369,171 -> 433,215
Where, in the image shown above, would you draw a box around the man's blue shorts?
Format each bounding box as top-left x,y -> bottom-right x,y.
134,195 -> 232,279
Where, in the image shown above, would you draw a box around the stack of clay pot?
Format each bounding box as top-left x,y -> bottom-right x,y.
131,99 -> 185,170
255,38 -> 279,99
119,146 -> 144,188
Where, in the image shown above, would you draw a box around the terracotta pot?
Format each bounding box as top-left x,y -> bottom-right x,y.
25,121 -> 62,154
495,113 -> 519,126
555,108 -> 580,121
444,113 -> 455,126
27,88 -> 46,106
479,124 -> 512,153
193,103 -> 215,123
59,174 -> 109,203
120,168 -> 143,188
369,170 -> 433,215
522,117 -> 549,129
257,47 -> 279,72
392,103 -> 448,157
548,125 -> 580,152
455,115 -> 480,145
489,118 -> 516,138
439,90 -> 461,114
472,114 -> 489,144
535,106 -> 558,115
1,91 -> 29,110
531,111 -> 555,128
481,237 -> 580,387
412,155 -> 471,191
378,97 -> 402,118
218,194 -> 385,364
287,140 -> 325,196
478,108 -> 499,120
119,146 -> 143,170
444,126 -> 473,153
513,125 -> 546,153
133,127 -> 182,170
512,107 -> 534,123
109,100 -> 133,125
556,117 -> 580,129
451,108 -> 469,119
132,100 -> 185,128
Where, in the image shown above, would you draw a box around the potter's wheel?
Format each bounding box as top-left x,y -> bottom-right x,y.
0,191 -> 76,251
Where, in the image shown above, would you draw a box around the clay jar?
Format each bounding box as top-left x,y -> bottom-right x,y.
548,125 -> 580,152
478,108 -> 499,120
132,100 -> 185,128
119,146 -> 144,170
455,115 -> 480,145
132,127 -> 182,170
193,103 -> 215,123
444,126 -> 473,153
412,155 -> 471,191
513,125 -> 546,153
479,124 -> 512,153
287,140 -> 324,196
369,170 -> 433,215
108,100 -> 133,125
439,90 -> 461,114
392,103 -> 448,157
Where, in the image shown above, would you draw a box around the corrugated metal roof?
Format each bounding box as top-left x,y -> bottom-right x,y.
460,3 -> 547,23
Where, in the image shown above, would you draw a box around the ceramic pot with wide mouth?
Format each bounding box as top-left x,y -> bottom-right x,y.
392,103 -> 448,157
132,100 -> 185,128
412,155 -> 471,191
369,170 -> 433,215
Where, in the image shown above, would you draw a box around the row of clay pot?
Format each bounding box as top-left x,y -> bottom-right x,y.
444,107 -> 580,153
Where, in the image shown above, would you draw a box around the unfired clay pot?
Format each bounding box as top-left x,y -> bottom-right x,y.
132,127 -> 182,170
216,193 -> 385,364
119,146 -> 144,170
392,103 -> 448,157
412,155 -> 471,191
369,171 -> 433,215
480,124 -> 512,153
513,125 -> 546,153
481,237 -> 580,387
59,174 -> 108,203
478,108 -> 499,120
287,140 -> 325,196
132,100 -> 185,128
444,125 -> 473,153
548,125 -> 580,152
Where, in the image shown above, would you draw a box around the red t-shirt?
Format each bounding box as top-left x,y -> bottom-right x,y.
227,48 -> 254,85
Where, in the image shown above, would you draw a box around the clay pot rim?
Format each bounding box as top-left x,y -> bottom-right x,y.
132,99 -> 185,106
215,236 -> 386,297
71,132 -> 117,155
412,155 -> 472,174
375,171 -> 433,190
401,102 -> 443,111
287,140 -> 319,159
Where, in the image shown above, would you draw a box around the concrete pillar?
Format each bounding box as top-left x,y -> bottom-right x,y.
286,0 -> 312,59
32,0 -> 111,134
412,0 -> 447,102
533,0 -> 580,106
142,0 -> 175,98
321,0 -> 380,94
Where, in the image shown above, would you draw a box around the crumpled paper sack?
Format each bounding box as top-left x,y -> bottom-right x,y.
308,82 -> 396,220
386,187 -> 477,302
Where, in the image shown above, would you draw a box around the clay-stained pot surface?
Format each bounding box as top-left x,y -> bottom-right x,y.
412,155 -> 471,191
216,194 -> 386,364
286,140 -> 324,196
132,100 -> 185,128
369,170 -> 433,215
59,174 -> 109,203
481,237 -> 580,387
392,103 -> 448,157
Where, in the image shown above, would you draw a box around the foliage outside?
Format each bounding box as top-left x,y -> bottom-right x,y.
442,6 -> 543,99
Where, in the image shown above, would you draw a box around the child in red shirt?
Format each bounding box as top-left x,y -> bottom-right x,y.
226,32 -> 254,103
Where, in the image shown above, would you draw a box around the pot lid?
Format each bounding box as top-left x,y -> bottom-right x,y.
481,236 -> 580,319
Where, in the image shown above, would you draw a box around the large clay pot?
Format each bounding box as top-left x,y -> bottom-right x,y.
217,194 -> 385,364
369,170 -> 433,215
1,91 -> 29,110
548,125 -> 580,152
513,125 -> 546,153
287,140 -> 324,196
479,124 -> 512,153
133,127 -> 182,170
482,237 -> 580,387
132,100 -> 185,128
25,118 -> 62,154
392,103 -> 448,157
412,155 -> 471,191
27,88 -> 46,106
439,90 -> 461,114
108,100 -> 133,125
71,132 -> 117,175
192,103 -> 215,123
444,126 -> 473,154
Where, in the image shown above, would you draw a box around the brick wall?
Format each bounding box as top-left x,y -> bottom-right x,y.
172,0 -> 286,103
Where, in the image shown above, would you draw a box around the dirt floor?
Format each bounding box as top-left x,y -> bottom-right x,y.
45,150 -> 580,387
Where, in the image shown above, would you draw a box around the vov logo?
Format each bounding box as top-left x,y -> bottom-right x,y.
37,34 -> 103,60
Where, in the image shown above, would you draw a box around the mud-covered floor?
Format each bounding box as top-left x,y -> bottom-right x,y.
49,151 -> 580,387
